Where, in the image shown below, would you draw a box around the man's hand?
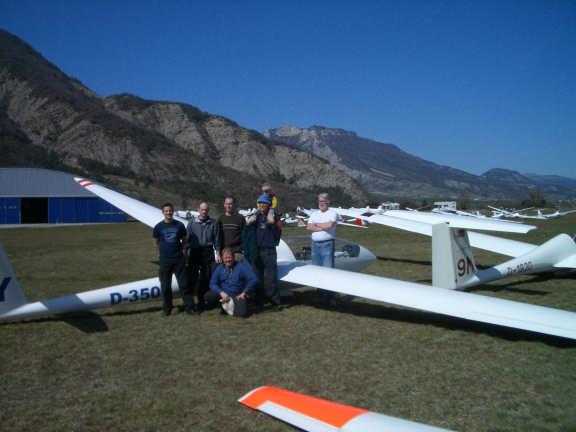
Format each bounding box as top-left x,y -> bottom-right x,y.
220,292 -> 230,302
215,252 -> 222,264
236,292 -> 247,301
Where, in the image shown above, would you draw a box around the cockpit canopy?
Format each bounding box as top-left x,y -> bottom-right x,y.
283,236 -> 361,262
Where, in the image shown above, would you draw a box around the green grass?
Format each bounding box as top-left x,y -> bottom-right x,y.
1,216 -> 575,431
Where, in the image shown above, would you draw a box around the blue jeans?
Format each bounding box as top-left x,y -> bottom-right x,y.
312,240 -> 335,268
312,240 -> 335,303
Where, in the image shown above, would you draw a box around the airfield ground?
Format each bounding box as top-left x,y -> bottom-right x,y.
1,216 -> 575,431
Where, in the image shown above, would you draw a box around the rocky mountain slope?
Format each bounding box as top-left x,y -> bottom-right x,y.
0,29 -> 368,209
264,125 -> 575,201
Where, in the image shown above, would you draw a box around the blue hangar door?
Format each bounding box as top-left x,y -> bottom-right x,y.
0,198 -> 20,224
21,198 -> 48,224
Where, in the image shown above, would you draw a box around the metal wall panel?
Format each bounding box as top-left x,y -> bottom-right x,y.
1,197 -> 125,224
0,198 -> 20,224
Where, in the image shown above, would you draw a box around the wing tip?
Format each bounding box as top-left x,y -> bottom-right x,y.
74,177 -> 93,188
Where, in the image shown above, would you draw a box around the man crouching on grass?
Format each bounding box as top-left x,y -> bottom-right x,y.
205,248 -> 258,317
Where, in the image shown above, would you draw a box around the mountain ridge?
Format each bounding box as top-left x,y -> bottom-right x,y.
264,125 -> 575,201
0,29 -> 368,209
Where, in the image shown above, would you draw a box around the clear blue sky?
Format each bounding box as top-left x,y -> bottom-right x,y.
2,0 -> 575,177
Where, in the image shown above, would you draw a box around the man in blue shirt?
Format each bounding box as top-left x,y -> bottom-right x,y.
153,203 -> 190,316
206,248 -> 258,317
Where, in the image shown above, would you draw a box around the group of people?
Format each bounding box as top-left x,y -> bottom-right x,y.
153,184 -> 339,318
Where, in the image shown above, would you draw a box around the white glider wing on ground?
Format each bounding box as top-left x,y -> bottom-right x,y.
239,386 -> 454,432
66,177 -> 576,340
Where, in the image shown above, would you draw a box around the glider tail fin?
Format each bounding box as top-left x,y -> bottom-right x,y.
0,243 -> 27,314
432,224 -> 477,289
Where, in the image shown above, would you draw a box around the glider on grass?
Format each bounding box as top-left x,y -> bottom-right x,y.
342,206 -> 535,232
239,386 -> 454,432
1,176 -> 576,341
335,207 -> 576,289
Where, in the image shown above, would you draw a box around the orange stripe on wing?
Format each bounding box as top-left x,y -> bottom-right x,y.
239,386 -> 367,428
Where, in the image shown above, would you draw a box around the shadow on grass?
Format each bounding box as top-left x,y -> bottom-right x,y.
0,305 -> 167,332
98,305 -> 161,318
468,272 -> 576,296
57,312 -> 109,333
377,255 -> 431,266
287,290 -> 576,349
0,311 -> 110,333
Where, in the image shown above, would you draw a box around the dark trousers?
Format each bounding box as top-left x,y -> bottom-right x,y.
158,256 -> 189,313
254,247 -> 280,307
204,290 -> 249,317
187,246 -> 215,306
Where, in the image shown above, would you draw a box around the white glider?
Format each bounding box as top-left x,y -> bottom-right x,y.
342,207 -> 535,233
487,206 -> 544,220
239,386 -> 454,432
64,177 -> 576,340
334,207 -> 576,278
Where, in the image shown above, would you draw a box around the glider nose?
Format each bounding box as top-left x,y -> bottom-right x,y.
358,244 -> 376,267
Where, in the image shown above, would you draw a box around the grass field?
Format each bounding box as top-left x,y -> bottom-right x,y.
1,216 -> 575,431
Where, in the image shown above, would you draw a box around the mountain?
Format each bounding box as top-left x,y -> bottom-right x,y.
0,29 -> 368,210
264,125 -> 575,201
524,173 -> 576,190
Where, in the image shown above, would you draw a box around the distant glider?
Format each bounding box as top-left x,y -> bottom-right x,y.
334,207 -> 576,287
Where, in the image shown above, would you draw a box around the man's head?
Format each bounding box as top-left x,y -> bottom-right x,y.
318,193 -> 330,211
257,194 -> 271,213
161,203 -> 174,222
198,202 -> 209,220
261,183 -> 274,196
223,195 -> 235,215
221,248 -> 235,268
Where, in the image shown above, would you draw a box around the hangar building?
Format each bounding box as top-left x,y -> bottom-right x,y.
0,168 -> 125,224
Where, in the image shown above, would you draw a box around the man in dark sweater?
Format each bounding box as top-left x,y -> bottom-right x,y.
152,203 -> 190,316
186,202 -> 221,312
248,194 -> 282,310
218,195 -> 245,261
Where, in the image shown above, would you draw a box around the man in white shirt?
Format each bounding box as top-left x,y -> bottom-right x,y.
307,193 -> 338,306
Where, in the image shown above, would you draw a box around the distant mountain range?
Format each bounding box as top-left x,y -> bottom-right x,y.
1,28 -> 573,208
0,29 -> 368,209
264,125 -> 575,201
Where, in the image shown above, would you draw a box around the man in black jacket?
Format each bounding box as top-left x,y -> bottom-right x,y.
247,194 -> 282,310
186,202 -> 221,313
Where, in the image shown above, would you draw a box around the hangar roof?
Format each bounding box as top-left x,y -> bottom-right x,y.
0,168 -> 94,198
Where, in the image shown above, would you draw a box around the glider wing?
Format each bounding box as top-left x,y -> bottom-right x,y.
239,386 -> 454,431
279,262 -> 576,340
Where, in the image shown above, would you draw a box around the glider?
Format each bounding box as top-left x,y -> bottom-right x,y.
536,209 -> 576,219
2,176 -> 576,341
334,207 -> 576,286
66,177 -> 576,339
342,207 -> 535,233
487,206 -> 544,220
239,386 -> 454,431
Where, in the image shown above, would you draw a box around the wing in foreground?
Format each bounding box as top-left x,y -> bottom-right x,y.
279,263 -> 576,340
239,386 -> 454,431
